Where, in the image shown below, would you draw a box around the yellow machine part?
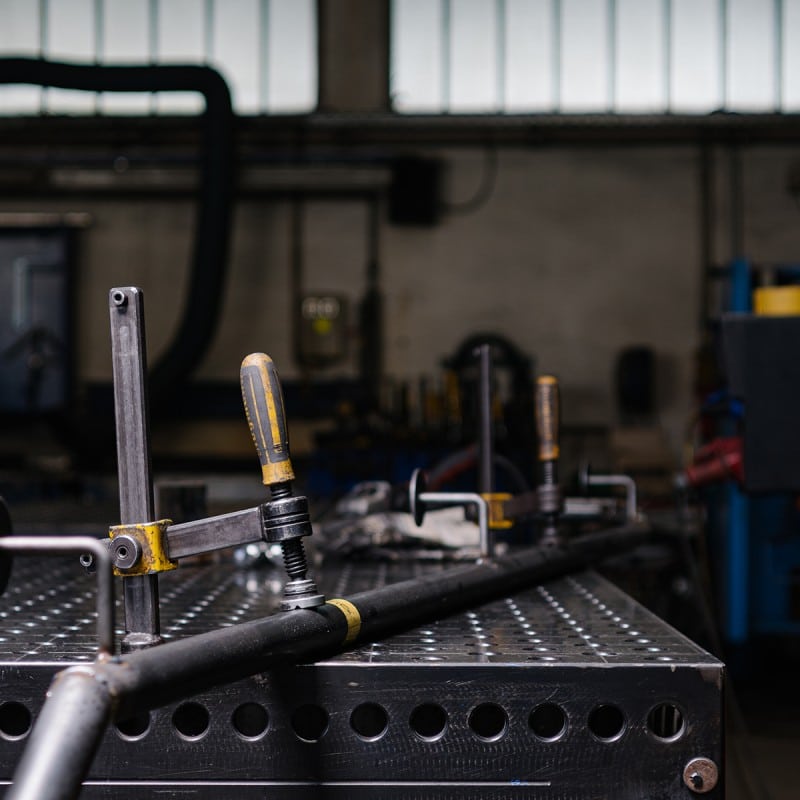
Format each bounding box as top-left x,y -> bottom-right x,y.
753,286 -> 800,316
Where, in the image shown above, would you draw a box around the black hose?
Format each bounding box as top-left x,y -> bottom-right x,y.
0,58 -> 236,403
427,444 -> 530,494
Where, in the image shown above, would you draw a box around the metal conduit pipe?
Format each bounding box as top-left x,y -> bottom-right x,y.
0,58 -> 235,402
8,523 -> 649,800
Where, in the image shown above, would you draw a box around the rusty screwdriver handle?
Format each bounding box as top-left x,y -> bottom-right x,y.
536,375 -> 560,463
240,353 -> 295,487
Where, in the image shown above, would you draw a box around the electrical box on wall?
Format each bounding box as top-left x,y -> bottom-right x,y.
389,157 -> 442,226
295,293 -> 348,368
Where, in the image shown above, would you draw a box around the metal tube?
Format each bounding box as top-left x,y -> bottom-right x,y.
0,536 -> 113,655
9,524 -> 648,800
109,287 -> 161,649
7,669 -> 114,800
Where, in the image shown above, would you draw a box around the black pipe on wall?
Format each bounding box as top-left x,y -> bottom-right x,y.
0,58 -> 235,404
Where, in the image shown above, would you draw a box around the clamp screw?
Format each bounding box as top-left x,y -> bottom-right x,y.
110,534 -> 142,571
261,483 -> 323,610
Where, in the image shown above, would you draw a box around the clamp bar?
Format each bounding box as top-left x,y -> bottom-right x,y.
166,506 -> 265,561
109,287 -> 161,649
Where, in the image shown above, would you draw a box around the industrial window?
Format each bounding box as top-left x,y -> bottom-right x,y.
391,0 -> 800,114
0,0 -> 317,115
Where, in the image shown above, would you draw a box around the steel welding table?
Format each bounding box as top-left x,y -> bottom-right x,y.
0,554 -> 723,799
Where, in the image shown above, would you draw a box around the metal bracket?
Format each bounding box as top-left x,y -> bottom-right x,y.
109,520 -> 177,577
580,462 -> 639,522
0,536 -> 114,656
409,468 -> 492,559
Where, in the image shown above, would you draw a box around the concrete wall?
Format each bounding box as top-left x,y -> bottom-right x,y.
3,143 -> 800,458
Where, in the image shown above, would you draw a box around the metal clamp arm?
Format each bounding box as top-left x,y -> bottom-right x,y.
166,505 -> 267,560
90,505 -> 272,575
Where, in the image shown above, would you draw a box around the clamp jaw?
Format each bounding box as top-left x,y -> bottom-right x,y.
109,521 -> 176,577
406,368 -> 565,550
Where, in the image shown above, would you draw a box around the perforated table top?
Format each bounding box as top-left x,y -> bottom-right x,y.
0,556 -> 711,667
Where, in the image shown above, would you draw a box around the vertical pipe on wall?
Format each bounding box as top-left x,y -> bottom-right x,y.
729,146 -> 744,260
725,481 -> 750,643
359,197 -> 383,410
725,255 -> 750,644
290,199 -> 305,369
699,145 -> 714,331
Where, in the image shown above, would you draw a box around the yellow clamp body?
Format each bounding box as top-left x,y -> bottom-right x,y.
482,493 -> 513,529
109,519 -> 177,577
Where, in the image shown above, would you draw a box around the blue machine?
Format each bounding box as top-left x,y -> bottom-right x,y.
708,258 -> 800,645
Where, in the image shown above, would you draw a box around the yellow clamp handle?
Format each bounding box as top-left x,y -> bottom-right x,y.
240,353 -> 295,486
535,375 -> 560,462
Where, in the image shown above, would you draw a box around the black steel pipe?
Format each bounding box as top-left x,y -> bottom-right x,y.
8,523 -> 648,800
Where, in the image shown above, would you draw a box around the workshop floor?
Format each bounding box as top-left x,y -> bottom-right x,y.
729,657 -> 800,800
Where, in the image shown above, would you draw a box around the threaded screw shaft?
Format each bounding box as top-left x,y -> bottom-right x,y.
282,538 -> 308,580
